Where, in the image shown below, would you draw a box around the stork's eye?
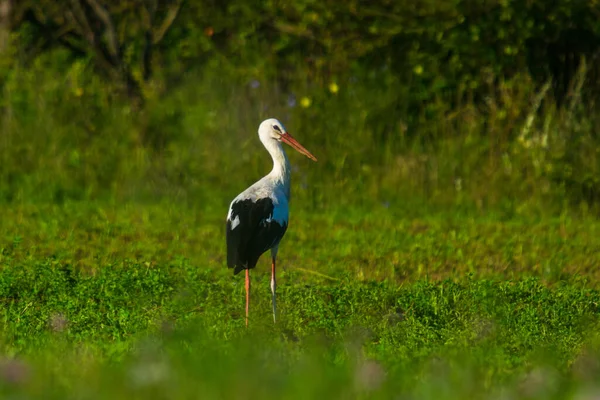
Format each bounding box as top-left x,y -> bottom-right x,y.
273,125 -> 282,133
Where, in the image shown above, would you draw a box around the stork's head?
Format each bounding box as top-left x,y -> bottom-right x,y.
259,118 -> 317,161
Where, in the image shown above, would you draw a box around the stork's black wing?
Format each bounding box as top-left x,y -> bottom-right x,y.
226,198 -> 287,275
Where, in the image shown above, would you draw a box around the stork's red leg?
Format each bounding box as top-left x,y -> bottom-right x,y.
245,269 -> 250,327
271,256 -> 277,323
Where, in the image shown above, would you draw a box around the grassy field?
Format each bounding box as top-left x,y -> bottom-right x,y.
0,198 -> 599,399
0,46 -> 600,398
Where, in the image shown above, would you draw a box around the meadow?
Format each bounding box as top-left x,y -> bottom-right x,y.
1,197 -> 600,399
2,2 -> 600,398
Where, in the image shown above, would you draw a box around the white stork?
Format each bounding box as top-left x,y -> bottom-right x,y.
226,118 -> 317,326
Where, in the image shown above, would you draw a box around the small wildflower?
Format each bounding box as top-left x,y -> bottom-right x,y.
49,313 -> 68,333
413,65 -> 424,75
160,318 -> 175,335
204,27 -> 214,37
357,268 -> 364,280
74,87 -> 83,97
300,96 -> 312,108
518,367 -> 558,399
287,94 -> 297,108
455,177 -> 462,192
0,358 -> 30,385
129,360 -> 169,387
354,359 -> 386,392
249,79 -> 260,89
307,12 -> 319,22
329,82 -> 339,94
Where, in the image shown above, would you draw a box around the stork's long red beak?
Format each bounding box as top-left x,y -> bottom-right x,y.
281,133 -> 317,161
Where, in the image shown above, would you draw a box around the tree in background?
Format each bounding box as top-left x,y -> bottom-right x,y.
12,0 -> 182,104
8,1 -> 600,107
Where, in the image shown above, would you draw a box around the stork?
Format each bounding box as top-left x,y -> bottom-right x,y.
226,118 -> 317,326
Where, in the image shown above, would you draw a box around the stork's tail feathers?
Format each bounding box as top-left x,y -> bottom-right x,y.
232,263 -> 247,275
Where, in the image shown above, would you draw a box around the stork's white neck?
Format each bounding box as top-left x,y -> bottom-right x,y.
262,137 -> 291,195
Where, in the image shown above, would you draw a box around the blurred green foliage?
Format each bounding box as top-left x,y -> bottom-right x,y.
2,0 -> 599,212
10,1 -> 600,103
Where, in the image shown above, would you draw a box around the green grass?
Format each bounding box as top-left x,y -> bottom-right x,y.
1,200 -> 600,399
